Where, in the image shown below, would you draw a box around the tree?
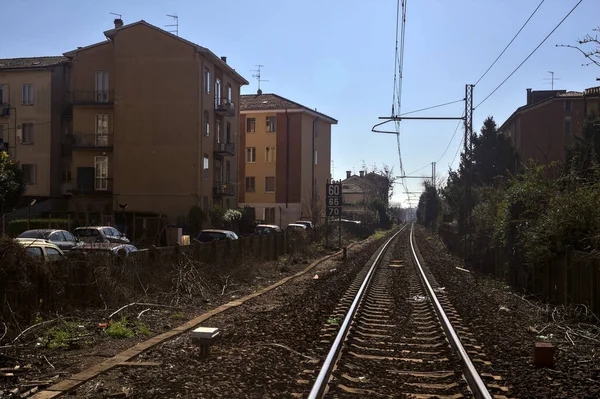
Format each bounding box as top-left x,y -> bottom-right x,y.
0,151 -> 25,214
558,26 -> 600,67
416,181 -> 438,227
566,114 -> 600,177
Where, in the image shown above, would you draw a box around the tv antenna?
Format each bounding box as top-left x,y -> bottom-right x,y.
166,14 -> 179,36
543,71 -> 561,91
251,64 -> 269,93
110,12 -> 122,19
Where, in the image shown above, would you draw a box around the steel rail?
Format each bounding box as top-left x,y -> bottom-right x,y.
409,224 -> 492,399
307,225 -> 407,399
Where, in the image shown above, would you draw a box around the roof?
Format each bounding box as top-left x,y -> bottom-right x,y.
558,91 -> 584,98
200,229 -> 234,233
0,56 -> 68,70
87,20 -> 248,85
240,93 -> 338,124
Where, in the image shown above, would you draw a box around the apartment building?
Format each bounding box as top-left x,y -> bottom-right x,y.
239,93 -> 337,227
500,86 -> 600,165
62,19 -> 248,221
0,57 -> 69,200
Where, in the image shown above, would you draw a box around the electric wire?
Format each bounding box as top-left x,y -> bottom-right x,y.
450,136 -> 464,169
475,0 -> 584,109
436,114 -> 464,164
400,99 -> 464,116
474,0 -> 546,86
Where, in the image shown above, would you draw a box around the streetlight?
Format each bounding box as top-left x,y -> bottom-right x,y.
27,199 -> 36,230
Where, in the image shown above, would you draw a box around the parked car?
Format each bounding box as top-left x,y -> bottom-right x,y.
16,229 -> 84,253
254,224 -> 282,235
17,239 -> 65,262
70,243 -> 138,257
197,229 -> 239,243
294,220 -> 314,230
286,223 -> 308,232
73,226 -> 130,244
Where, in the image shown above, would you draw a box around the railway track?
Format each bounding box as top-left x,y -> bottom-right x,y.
300,224 -> 511,398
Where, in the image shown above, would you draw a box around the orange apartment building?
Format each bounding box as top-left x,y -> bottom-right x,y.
239,93 -> 337,227
0,57 -> 69,204
500,86 -> 600,166
62,19 -> 248,222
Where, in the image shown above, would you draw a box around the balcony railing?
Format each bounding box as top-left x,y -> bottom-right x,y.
213,181 -> 235,197
69,133 -> 114,149
215,99 -> 235,117
214,141 -> 235,156
67,91 -> 114,105
71,178 -> 114,194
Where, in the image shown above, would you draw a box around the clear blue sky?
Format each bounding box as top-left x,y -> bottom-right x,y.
4,0 -> 599,206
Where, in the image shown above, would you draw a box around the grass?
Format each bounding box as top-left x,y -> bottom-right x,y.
44,321 -> 85,349
105,318 -> 135,338
171,312 -> 186,320
135,321 -> 151,336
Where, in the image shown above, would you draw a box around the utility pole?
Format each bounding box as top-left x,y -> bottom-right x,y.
464,84 -> 474,261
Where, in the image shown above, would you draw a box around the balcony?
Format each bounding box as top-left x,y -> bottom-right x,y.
67,91 -> 114,105
214,142 -> 235,157
215,99 -> 235,117
71,178 -> 114,194
69,133 -> 114,149
213,181 -> 235,197
0,104 -> 11,117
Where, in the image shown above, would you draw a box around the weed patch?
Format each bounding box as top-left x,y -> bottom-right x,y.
106,318 -> 134,338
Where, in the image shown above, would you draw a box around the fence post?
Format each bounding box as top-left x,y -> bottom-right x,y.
562,246 -> 571,305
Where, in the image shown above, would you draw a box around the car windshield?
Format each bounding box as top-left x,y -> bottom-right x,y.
198,232 -> 227,241
18,230 -> 47,239
74,229 -> 101,237
255,226 -> 274,234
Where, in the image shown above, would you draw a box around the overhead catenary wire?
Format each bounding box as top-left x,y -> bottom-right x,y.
474,0 -> 546,86
400,99 -> 464,116
436,114 -> 464,164
475,0 -> 584,109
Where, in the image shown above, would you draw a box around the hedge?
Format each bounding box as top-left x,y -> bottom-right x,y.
7,218 -> 72,237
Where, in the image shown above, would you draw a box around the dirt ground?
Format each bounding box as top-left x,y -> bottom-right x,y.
413,225 -> 600,399
66,237 -> 386,398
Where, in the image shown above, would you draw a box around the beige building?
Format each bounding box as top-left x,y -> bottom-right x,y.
239,93 -> 337,227
62,19 -> 248,221
0,57 -> 69,200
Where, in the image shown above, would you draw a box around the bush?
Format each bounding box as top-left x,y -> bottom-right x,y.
7,218 -> 71,237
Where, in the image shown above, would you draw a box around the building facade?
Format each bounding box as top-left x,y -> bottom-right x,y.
500,87 -> 600,166
62,19 -> 248,221
0,57 -> 69,201
239,93 -> 337,227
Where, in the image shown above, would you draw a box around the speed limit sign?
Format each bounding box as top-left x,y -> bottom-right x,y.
326,182 -> 342,219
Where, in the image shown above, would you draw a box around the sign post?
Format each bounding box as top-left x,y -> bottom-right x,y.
326,182 -> 342,249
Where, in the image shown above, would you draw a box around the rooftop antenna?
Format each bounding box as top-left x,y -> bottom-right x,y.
251,64 -> 269,94
110,12 -> 122,19
166,14 -> 179,36
543,71 -> 561,91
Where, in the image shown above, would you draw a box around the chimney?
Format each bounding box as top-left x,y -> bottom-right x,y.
257,89 -> 263,95
114,18 -> 123,29
221,56 -> 227,64
346,171 -> 351,179
526,88 -> 532,105
359,171 -> 365,178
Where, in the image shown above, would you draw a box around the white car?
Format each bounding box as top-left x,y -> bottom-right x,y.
17,239 -> 65,262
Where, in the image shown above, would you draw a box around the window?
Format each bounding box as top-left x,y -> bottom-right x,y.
564,117 -> 572,135
45,247 -> 63,261
204,110 -> 210,137
0,84 -> 4,104
227,84 -> 232,101
265,146 -> 276,163
565,100 -> 572,112
63,231 -> 76,242
216,118 -> 221,143
265,177 -> 275,192
22,84 -> 33,105
314,149 -> 318,165
204,67 -> 211,94
203,154 -> 209,179
225,160 -> 231,182
94,156 -> 108,190
264,207 -> 276,223
246,147 -> 256,163
246,118 -> 256,133
215,78 -> 221,107
21,123 -> 34,144
226,122 -> 231,143
22,164 -> 36,184
96,114 -> 109,146
266,116 -> 276,132
95,71 -> 109,102
49,232 -> 66,242
245,176 -> 255,192
203,196 -> 209,209
27,247 -> 43,257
